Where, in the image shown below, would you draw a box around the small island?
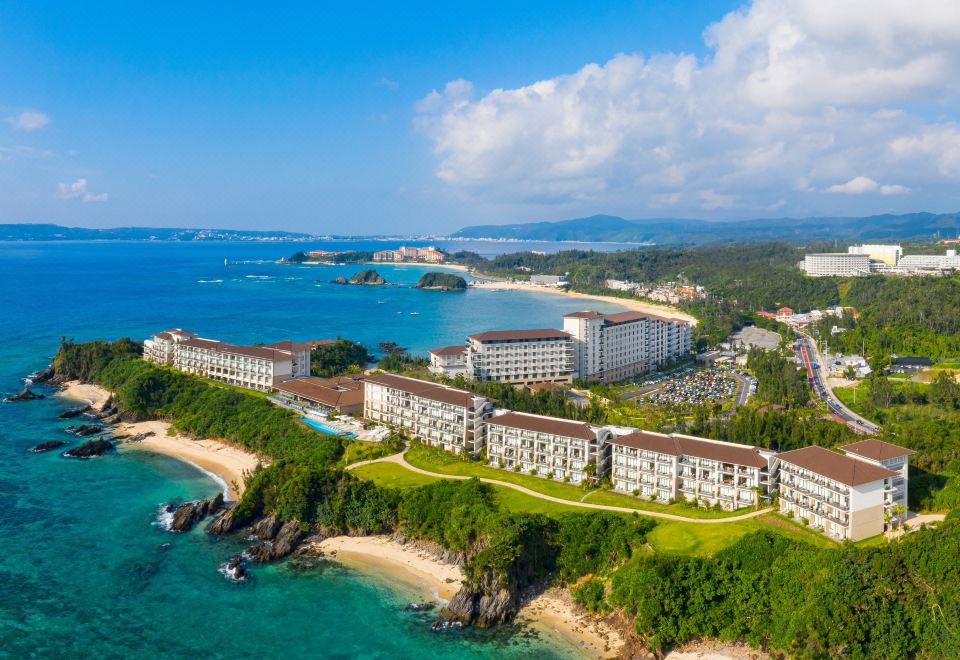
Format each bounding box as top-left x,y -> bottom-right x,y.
332,270 -> 387,285
414,272 -> 467,290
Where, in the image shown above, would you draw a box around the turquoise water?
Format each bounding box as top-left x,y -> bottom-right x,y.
300,417 -> 357,438
0,240 -> 629,658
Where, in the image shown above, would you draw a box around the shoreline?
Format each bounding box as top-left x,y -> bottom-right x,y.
363,261 -> 471,273
57,381 -> 261,500
470,279 -> 698,325
310,535 -> 623,659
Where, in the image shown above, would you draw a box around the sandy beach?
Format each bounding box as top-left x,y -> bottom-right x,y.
311,535 -> 624,658
58,381 -> 262,499
471,279 -> 698,325
363,261 -> 471,273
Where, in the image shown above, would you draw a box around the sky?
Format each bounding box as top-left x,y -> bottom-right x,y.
2,1 -> 960,234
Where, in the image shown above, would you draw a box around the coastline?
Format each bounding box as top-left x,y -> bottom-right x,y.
310,535 -> 623,659
57,381 -> 261,500
363,261 -> 471,273
470,279 -> 697,325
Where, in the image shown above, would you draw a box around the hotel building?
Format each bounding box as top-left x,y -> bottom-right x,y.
466,329 -> 574,385
263,339 -> 333,378
362,373 -> 494,454
802,253 -> 871,277
143,328 -> 196,365
839,439 -> 914,511
273,375 -> 365,415
372,245 -> 445,263
484,410 -> 611,484
562,311 -> 692,382
776,445 -> 900,541
428,345 -> 468,377
607,431 -> 775,508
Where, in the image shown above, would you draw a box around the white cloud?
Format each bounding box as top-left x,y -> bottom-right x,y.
825,176 -> 878,194
57,178 -> 108,202
8,110 -> 50,132
415,0 -> 960,214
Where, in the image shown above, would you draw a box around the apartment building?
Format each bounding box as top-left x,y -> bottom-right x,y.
362,373 -> 494,453
839,439 -> 914,511
776,445 -> 900,541
562,310 -> 692,382
607,431 -> 774,509
428,345 -> 468,377
466,329 -> 574,385
484,410 -> 611,484
802,253 -> 871,277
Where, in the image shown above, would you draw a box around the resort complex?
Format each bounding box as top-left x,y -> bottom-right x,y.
372,245 -> 446,263
803,243 -> 960,276
466,329 -> 575,385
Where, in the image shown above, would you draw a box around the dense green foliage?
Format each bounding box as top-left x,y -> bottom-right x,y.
349,269 -> 386,284
310,339 -> 369,377
747,348 -> 809,408
414,271 -> 467,289
398,478 -> 499,553
449,374 -> 607,423
376,351 -> 429,372
554,513 -> 655,582
687,406 -> 857,452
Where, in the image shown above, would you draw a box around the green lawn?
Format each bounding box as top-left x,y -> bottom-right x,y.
405,444 -> 747,519
342,440 -> 400,466
351,461 -> 441,488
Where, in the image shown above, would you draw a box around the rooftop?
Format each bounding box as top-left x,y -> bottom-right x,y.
178,337 -> 293,361
839,438 -> 915,462
608,431 -> 769,468
777,445 -> 898,486
467,328 -> 571,342
486,411 -> 598,441
363,372 -> 485,407
429,345 -> 467,357
274,375 -> 365,407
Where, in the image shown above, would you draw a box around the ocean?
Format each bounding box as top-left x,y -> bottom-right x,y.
0,239 -> 632,658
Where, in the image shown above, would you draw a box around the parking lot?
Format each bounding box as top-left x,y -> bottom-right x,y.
637,366 -> 754,407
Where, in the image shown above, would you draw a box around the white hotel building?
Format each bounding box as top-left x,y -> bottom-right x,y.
802,253 -> 872,277
607,431 -> 775,508
484,411 -> 610,484
563,310 -> 692,382
465,329 -> 574,385
427,345 -> 468,377
776,445 -> 900,541
362,372 -> 494,454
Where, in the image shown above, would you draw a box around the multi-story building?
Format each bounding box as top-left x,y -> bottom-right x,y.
529,274 -> 568,287
802,253 -> 871,277
272,375 -> 365,415
466,329 -> 574,385
263,339 -> 334,377
362,373 -> 494,453
484,410 -> 611,484
143,328 -> 196,365
562,310 -> 691,382
607,431 -> 775,508
428,345 -> 468,377
847,244 -> 902,266
896,250 -> 960,272
776,445 -> 900,541
839,439 -> 914,511
173,337 -> 294,391
372,245 -> 445,263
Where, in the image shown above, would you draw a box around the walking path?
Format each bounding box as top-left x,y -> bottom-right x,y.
348,450 -> 774,524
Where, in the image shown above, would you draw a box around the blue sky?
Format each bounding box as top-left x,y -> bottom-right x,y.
2,1 -> 960,234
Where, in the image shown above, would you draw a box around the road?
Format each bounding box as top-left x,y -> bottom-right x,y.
796,332 -> 881,435
348,450 -> 774,524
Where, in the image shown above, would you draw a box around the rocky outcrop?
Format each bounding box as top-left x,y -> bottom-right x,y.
58,404 -> 91,419
125,431 -> 155,443
331,276 -> 348,284
206,506 -> 243,535
63,437 -> 114,458
29,440 -> 66,453
168,493 -> 225,532
348,269 -> 386,285
223,554 -> 247,581
5,386 -> 44,402
440,575 -> 521,628
64,424 -> 102,437
31,365 -> 57,385
251,513 -> 283,540
247,519 -> 307,562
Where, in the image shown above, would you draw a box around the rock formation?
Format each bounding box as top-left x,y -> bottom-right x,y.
63,424 -> 102,437
63,437 -> 114,458
29,440 -> 66,453
169,493 -> 225,532
5,386 -> 44,402
58,404 -> 91,419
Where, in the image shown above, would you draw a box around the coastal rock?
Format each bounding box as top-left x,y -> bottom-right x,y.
331,276 -> 348,285
206,506 -> 242,535
439,579 -> 520,628
251,513 -> 283,540
247,519 -> 306,562
58,404 -> 91,419
169,493 -> 225,532
126,431 -> 155,443
224,554 -> 247,581
31,365 -> 57,384
63,437 -> 114,458
29,440 -> 67,453
64,424 -> 102,437
6,386 -> 45,402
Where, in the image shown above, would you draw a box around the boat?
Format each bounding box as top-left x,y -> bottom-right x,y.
409,312 -> 419,316
377,300 -> 386,304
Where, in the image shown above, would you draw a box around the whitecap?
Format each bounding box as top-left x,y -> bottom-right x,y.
197,279 -> 223,284
244,275 -> 271,280
154,503 -> 175,531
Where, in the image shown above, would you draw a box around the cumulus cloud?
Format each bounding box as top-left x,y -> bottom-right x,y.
8,110 -> 50,131
415,0 -> 960,213
57,178 -> 108,202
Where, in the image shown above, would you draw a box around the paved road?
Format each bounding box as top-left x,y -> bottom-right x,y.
796,332 -> 881,435
348,450 -> 774,524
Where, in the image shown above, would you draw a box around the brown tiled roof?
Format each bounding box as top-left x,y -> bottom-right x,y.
605,310 -> 683,325
264,339 -> 336,351
467,328 -> 571,342
486,411 -> 597,441
840,439 -> 915,462
155,332 -> 172,340
178,337 -> 292,361
608,431 -> 769,468
429,345 -> 466,357
563,311 -> 603,319
777,445 -> 897,486
274,376 -> 364,408
363,372 -> 482,407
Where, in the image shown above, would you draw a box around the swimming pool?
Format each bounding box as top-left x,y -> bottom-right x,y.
300,417 -> 357,438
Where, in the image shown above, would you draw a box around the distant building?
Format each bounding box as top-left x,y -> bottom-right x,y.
372,245 -> 445,263
529,274 -> 568,287
802,253 -> 871,277
848,244 -> 902,266
896,250 -> 960,272
466,329 -> 574,385
273,375 -> 365,415
888,356 -> 933,374
562,310 -> 691,382
428,345 -> 468,377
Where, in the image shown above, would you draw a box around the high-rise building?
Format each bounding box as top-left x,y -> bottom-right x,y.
465,329 -> 574,385
802,253 -> 871,277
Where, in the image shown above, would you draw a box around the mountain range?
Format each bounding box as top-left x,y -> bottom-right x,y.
452,213 -> 960,245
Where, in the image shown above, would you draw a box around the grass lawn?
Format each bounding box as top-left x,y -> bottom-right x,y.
405,444 -> 747,519
350,461 -> 441,488
342,440 -> 399,466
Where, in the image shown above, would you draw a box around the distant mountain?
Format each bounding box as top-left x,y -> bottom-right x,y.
452,212 -> 960,245
0,223 -> 316,242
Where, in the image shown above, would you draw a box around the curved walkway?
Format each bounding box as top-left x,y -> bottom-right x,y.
348,451 -> 774,524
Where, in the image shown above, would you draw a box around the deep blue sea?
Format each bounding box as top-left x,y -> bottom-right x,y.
0,240 -> 632,658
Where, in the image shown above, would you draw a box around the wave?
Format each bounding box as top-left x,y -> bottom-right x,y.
245,275 -> 271,280
197,279 -> 223,284
154,503 -> 175,532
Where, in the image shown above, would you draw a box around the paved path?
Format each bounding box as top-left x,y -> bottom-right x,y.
348,451 -> 774,524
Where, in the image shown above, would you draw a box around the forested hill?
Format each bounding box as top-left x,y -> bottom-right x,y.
453,212 -> 960,245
